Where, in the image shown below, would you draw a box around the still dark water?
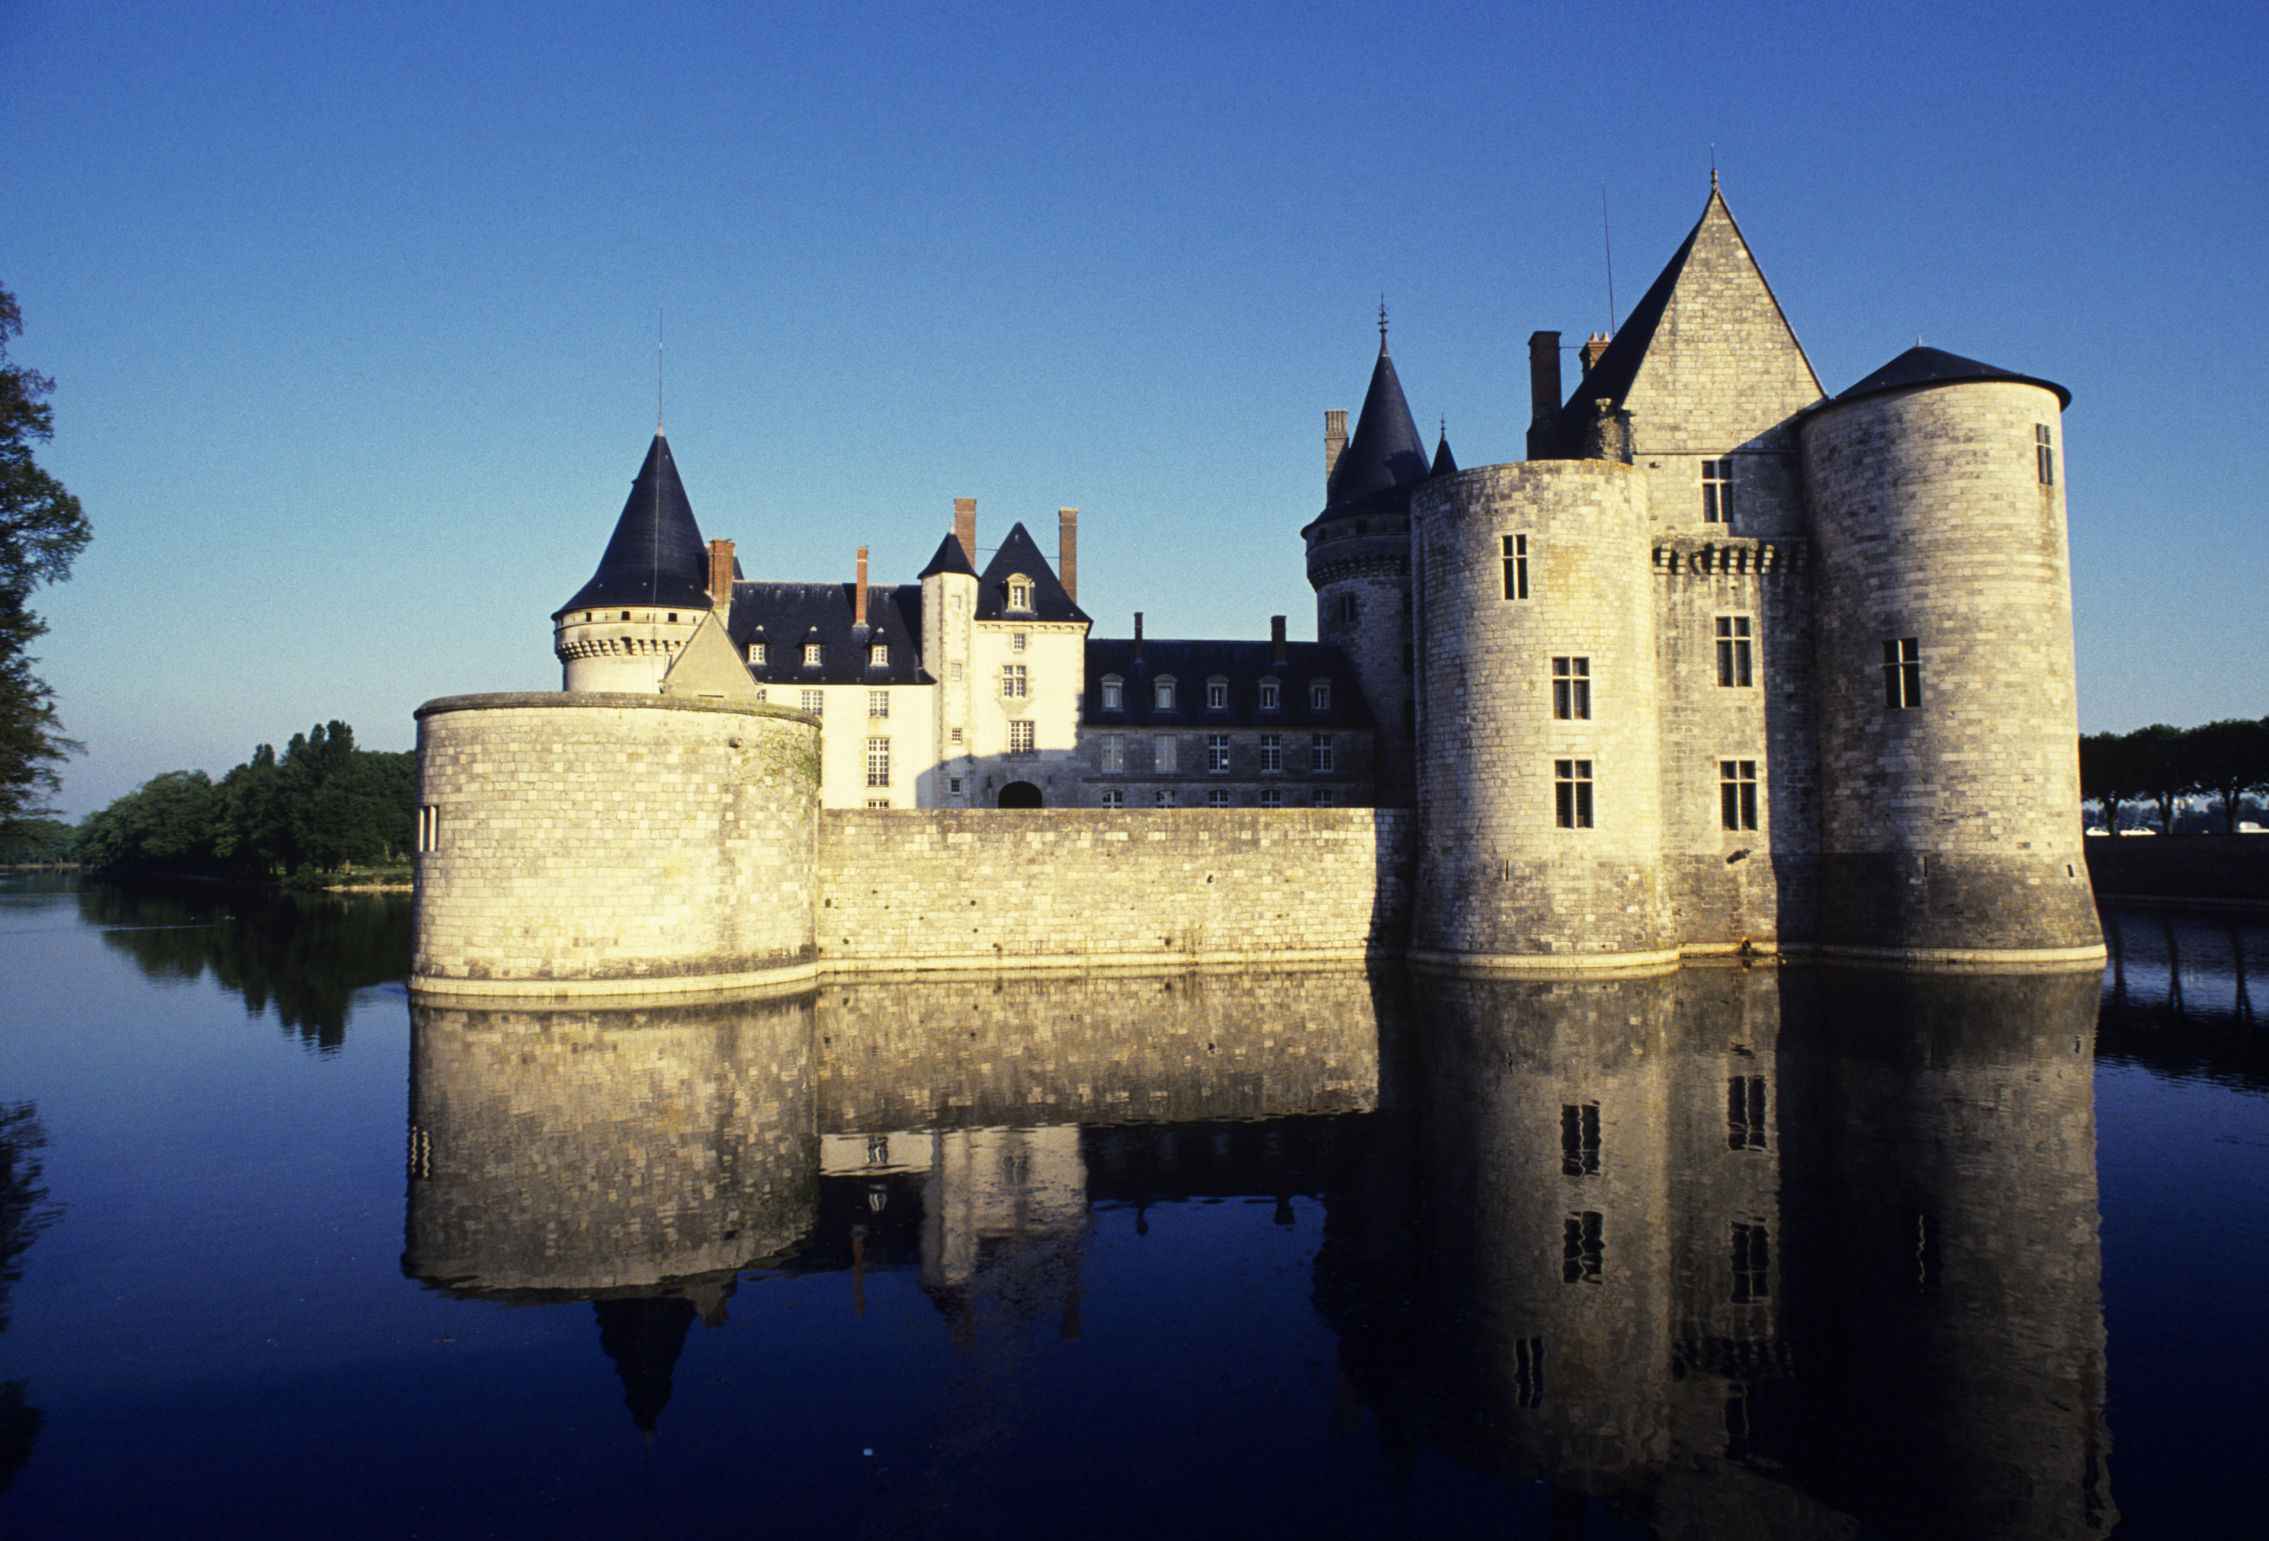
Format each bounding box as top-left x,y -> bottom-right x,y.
1,875 -> 2261,1539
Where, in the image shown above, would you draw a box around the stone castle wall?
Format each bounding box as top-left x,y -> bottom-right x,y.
814,807 -> 1415,972
1805,382 -> 2100,960
412,693 -> 820,995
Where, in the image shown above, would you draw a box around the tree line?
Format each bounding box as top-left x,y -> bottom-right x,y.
73,722 -> 415,880
2080,718 -> 2269,835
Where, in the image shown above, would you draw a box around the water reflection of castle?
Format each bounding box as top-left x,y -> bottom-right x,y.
402,966 -> 2113,1535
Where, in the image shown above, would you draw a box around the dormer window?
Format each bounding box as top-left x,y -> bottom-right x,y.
1008,577 -> 1034,611
1310,680 -> 1332,711
804,643 -> 824,667
1206,679 -> 1229,711
748,642 -> 767,665
1259,679 -> 1280,710
870,644 -> 888,667
1155,677 -> 1177,710
1101,675 -> 1124,710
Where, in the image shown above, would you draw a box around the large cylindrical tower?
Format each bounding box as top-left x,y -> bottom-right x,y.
1409,460 -> 1674,967
1803,349 -> 2101,964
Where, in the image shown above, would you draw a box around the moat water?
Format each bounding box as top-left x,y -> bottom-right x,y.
1,874 -> 2261,1539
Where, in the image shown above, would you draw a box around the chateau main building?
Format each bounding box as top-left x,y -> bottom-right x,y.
411,182 -> 2102,992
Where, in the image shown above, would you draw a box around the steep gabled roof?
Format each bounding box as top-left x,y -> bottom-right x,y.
1559,183 -> 1823,452
975,521 -> 1089,624
556,433 -> 714,617
1314,337 -> 1429,524
916,531 -> 978,579
1831,345 -> 2071,409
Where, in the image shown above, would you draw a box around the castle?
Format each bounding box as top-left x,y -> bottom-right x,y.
409,180 -> 2104,994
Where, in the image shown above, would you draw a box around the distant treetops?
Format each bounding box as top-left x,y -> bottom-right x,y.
74,722 -> 414,879
2080,718 -> 2269,834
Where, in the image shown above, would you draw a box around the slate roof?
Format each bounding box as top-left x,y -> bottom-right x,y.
1430,428 -> 1458,478
1309,338 -> 1430,528
557,433 -> 716,617
1830,345 -> 2071,410
975,521 -> 1090,624
1082,640 -> 1375,731
725,582 -> 930,686
916,531 -> 977,579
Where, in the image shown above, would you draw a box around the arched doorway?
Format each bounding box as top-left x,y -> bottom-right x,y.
998,781 -> 1043,809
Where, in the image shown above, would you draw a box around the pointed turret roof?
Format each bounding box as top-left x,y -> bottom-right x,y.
1429,427 -> 1458,478
1831,345 -> 2070,409
1317,334 -> 1429,522
976,522 -> 1089,623
555,433 -> 714,617
917,530 -> 978,579
1561,183 -> 1823,453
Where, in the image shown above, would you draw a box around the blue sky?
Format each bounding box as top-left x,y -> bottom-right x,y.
5,0 -> 2263,816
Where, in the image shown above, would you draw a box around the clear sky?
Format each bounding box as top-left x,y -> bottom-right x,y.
5,0 -> 2263,817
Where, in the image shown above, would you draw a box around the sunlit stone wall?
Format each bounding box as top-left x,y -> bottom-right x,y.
813,808 -> 1414,971
412,692 -> 820,994
403,991 -> 818,1296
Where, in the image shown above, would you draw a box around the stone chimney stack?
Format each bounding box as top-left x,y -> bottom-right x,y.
954,498 -> 977,565
1581,332 -> 1612,373
1271,615 -> 1286,664
1058,508 -> 1078,601
1133,612 -> 1144,662
707,539 -> 735,608
1526,331 -> 1563,461
1324,410 -> 1349,489
854,547 -> 868,627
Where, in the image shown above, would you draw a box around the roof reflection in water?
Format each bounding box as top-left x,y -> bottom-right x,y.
402,963 -> 2112,1534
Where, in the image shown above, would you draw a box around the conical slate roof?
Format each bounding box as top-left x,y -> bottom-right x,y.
1832,345 -> 2070,409
916,530 -> 978,579
1429,428 -> 1458,478
1318,337 -> 1429,521
556,434 -> 715,617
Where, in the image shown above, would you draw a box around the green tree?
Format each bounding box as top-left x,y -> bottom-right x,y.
2128,723 -> 2190,834
2185,717 -> 2269,834
73,770 -> 219,873
2079,731 -> 2148,833
0,285 -> 90,836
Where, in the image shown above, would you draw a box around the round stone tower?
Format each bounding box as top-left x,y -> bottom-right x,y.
1408,459 -> 1675,968
1305,326 -> 1430,806
1802,348 -> 2101,963
553,432 -> 715,692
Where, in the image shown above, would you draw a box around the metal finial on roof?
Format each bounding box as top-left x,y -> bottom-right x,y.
657,310 -> 665,433
1710,145 -> 1718,188
1378,297 -> 1388,349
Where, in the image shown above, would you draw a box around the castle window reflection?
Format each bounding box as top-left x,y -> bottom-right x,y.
1730,1221 -> 1771,1303
1560,1102 -> 1601,1175
1563,1211 -> 1604,1283
1727,1075 -> 1768,1151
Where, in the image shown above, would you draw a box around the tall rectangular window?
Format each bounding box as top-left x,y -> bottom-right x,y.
1502,533 -> 1530,599
1716,616 -> 1753,687
1258,733 -> 1282,772
1555,760 -> 1594,829
1155,736 -> 1178,773
1728,1076 -> 1768,1151
865,738 -> 890,788
416,805 -> 440,853
1563,1212 -> 1604,1284
1731,1222 -> 1771,1303
1336,594 -> 1358,623
1101,734 -> 1124,773
800,689 -> 824,715
1011,630 -> 1027,651
1719,760 -> 1759,831
1703,458 -> 1734,522
2036,424 -> 2055,485
1259,680 -> 1280,710
1001,664 -> 1027,699
1207,681 -> 1228,710
868,690 -> 889,718
747,642 -> 767,666
1206,733 -> 1231,772
1311,734 -> 1335,773
1009,720 -> 1035,755
1552,657 -> 1591,720
1101,677 -> 1123,709
803,643 -> 824,667
869,644 -> 889,667
1560,1103 -> 1601,1176
1883,638 -> 1921,708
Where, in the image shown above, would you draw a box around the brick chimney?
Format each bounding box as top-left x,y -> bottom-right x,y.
1526,331 -> 1563,461
1058,508 -> 1078,601
1324,409 -> 1348,490
1133,612 -> 1144,662
954,498 -> 976,565
854,547 -> 868,627
1271,615 -> 1287,664
707,539 -> 735,607
1581,331 -> 1612,373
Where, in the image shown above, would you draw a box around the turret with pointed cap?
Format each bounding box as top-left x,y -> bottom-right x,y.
552,433 -> 718,692
1310,328 -> 1432,527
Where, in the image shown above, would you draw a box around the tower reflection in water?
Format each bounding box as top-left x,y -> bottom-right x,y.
402,964 -> 2111,1535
